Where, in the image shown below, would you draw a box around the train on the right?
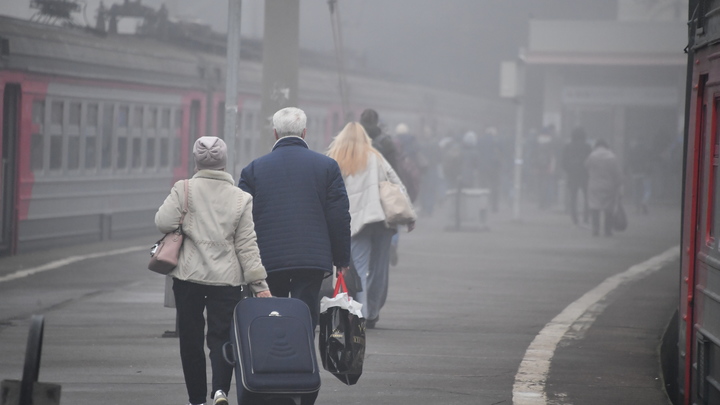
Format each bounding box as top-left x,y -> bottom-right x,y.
680,1 -> 720,404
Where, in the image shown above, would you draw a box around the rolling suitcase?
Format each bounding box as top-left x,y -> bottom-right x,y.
224,297 -> 321,405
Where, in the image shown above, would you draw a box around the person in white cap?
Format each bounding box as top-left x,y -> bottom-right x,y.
155,136 -> 271,405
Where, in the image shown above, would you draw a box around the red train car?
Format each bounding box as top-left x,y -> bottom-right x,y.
680,1 -> 720,404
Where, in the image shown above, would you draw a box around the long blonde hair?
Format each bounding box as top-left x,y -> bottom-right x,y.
326,122 -> 381,176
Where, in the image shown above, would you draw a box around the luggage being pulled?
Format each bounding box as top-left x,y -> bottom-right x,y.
223,297 -> 320,405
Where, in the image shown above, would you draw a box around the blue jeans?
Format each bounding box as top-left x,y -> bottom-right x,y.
351,222 -> 395,320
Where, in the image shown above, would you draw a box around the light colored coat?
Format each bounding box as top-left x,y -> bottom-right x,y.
344,152 -> 407,237
155,170 -> 268,292
585,147 -> 622,210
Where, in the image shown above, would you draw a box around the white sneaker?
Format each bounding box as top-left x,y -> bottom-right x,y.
213,390 -> 228,405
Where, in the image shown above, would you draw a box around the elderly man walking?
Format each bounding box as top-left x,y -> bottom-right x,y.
238,107 -> 351,333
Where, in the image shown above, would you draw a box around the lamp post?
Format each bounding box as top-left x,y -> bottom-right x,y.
500,54 -> 525,220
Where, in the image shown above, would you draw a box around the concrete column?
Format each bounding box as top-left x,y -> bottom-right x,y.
259,0 -> 299,153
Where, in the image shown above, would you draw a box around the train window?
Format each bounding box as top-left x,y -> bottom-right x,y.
118,106 -> 129,128
712,99 -> 720,243
148,108 -> 157,128
101,105 -> 113,169
30,134 -> 43,171
51,101 -> 63,125
85,136 -> 96,169
87,104 -> 98,127
68,135 -> 79,170
49,135 -> 62,170
146,138 -> 156,167
132,106 -> 143,128
160,138 -> 169,167
161,109 -> 170,129
117,136 -> 128,169
132,137 -> 142,169
175,109 -> 183,128
69,102 -> 81,126
32,101 -> 44,125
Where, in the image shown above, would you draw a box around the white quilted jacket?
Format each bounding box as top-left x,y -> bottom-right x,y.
155,170 -> 268,292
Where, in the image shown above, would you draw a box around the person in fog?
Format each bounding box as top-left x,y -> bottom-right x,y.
535,126 -> 558,210
628,135 -> 655,214
585,139 -> 622,237
238,108 -> 351,338
361,109 -> 405,265
360,108 -> 398,170
442,130 -> 479,191
562,127 -> 592,225
418,125 -> 442,217
477,127 -> 503,212
326,122 -> 415,329
155,136 -> 271,405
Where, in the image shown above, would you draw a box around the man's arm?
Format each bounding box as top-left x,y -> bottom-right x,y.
325,162 -> 351,269
238,163 -> 255,195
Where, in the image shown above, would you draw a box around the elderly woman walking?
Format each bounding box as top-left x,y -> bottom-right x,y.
327,122 -> 415,329
155,136 -> 271,405
585,139 -> 622,237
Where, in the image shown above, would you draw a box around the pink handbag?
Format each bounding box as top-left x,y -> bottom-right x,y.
148,180 -> 189,275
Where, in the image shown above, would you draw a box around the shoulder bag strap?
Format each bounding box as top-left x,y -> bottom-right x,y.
178,179 -> 189,229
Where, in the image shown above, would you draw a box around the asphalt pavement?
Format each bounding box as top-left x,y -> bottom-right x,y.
0,198 -> 681,405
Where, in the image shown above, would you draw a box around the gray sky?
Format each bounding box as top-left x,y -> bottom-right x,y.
0,1 -> 625,97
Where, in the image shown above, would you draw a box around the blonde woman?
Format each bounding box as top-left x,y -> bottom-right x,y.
327,122 -> 415,329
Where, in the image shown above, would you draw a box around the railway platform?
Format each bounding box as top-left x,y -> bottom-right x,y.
0,199 -> 680,405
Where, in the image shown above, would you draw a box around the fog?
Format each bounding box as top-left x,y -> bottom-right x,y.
1,0 -> 620,96
0,0 -> 688,215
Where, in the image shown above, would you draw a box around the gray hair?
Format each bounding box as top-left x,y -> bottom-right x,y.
273,107 -> 307,138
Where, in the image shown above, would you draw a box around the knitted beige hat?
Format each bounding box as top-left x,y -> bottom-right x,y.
193,136 -> 227,170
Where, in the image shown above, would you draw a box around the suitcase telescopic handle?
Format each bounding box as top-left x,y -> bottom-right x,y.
222,341 -> 236,366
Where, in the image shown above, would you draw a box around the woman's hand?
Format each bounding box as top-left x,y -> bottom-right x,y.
255,290 -> 272,298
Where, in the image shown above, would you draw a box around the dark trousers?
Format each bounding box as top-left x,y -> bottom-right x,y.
265,269 -> 325,405
266,269 -> 325,328
568,183 -> 588,224
173,278 -> 244,405
590,208 -> 614,236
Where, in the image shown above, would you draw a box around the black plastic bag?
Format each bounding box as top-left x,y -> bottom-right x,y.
318,273 -> 366,385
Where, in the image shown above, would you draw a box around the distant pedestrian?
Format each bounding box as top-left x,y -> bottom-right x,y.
360,110 -> 403,265
585,140 -> 622,237
155,136 -> 271,405
418,125 -> 442,217
562,127 -> 592,225
326,122 -> 415,329
535,126 -> 558,210
477,127 -> 503,212
393,123 -> 425,203
628,136 -> 655,214
360,108 -> 398,170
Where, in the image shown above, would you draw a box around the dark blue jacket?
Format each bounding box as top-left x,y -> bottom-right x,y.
238,137 -> 351,274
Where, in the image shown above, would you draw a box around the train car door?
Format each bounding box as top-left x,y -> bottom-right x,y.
0,83 -> 19,256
